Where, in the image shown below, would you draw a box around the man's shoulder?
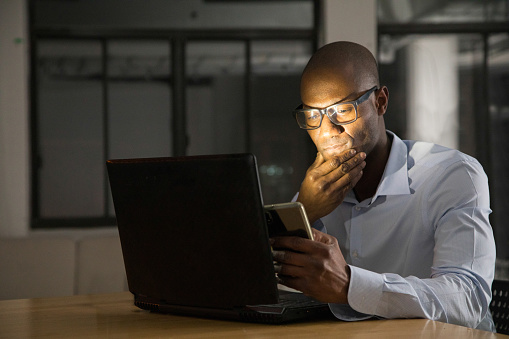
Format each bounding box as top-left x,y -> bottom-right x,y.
402,139 -> 481,171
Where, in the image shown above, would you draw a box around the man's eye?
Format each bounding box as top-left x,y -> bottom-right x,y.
307,113 -> 320,120
338,105 -> 355,115
332,106 -> 353,116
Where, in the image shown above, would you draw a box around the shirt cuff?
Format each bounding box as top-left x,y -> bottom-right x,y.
347,265 -> 385,316
328,303 -> 373,321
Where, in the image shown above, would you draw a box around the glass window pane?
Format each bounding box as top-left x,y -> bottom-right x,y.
378,34 -> 484,157
378,0 -> 508,23
489,33 -> 509,259
186,42 -> 246,156
250,40 -> 314,204
107,40 -> 172,159
37,40 -> 104,218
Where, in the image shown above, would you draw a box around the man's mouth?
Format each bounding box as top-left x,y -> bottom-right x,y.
322,142 -> 348,153
320,143 -> 350,159
324,143 -> 346,150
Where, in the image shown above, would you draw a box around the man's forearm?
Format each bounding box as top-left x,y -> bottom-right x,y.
342,266 -> 491,329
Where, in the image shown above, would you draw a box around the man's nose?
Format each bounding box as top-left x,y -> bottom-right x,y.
319,113 -> 345,136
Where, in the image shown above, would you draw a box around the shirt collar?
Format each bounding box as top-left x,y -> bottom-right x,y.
345,130 -> 411,204
374,130 -> 411,199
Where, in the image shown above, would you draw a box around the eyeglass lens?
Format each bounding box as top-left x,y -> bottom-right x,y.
297,103 -> 356,129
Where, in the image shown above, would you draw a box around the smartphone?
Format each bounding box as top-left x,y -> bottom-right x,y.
264,202 -> 314,240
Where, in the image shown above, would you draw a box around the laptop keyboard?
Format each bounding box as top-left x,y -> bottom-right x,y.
251,292 -> 325,309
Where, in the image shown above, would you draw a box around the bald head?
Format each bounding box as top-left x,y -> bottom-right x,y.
301,41 -> 379,106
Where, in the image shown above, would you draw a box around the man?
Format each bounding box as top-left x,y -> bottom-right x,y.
271,41 -> 496,331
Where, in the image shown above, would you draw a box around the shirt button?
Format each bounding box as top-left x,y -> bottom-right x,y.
355,206 -> 361,211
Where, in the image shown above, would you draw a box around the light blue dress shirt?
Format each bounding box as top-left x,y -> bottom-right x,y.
311,131 -> 496,331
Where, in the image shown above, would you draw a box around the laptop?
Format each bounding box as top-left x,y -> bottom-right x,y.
107,153 -> 330,323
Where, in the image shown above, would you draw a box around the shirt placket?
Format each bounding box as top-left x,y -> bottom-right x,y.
349,203 -> 365,266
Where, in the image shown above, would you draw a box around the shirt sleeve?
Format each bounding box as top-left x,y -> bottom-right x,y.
337,158 -> 496,331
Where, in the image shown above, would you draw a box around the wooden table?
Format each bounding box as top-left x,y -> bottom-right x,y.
0,292 -> 506,338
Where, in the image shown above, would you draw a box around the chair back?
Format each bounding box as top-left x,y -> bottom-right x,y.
491,279 -> 509,334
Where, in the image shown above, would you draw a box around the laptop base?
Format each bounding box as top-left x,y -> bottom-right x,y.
134,291 -> 331,324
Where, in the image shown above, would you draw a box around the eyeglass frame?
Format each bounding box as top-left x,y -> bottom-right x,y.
292,86 -> 379,130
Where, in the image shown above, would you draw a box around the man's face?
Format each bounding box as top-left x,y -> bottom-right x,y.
301,74 -> 381,161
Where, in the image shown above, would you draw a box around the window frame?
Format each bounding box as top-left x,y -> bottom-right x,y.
29,3 -> 321,229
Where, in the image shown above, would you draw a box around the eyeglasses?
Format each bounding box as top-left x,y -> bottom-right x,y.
292,86 -> 378,130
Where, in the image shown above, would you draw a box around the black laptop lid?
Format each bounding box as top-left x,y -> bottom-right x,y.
107,153 -> 279,309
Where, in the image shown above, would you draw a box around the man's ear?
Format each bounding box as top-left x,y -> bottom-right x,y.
375,86 -> 389,116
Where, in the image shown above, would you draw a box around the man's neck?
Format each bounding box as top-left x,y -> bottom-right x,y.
353,132 -> 393,202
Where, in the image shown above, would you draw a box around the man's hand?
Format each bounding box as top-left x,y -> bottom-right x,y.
297,150 -> 366,224
271,229 -> 350,304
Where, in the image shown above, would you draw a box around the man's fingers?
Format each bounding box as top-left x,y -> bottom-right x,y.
326,149 -> 356,172
311,228 -> 335,245
328,161 -> 365,193
337,152 -> 366,175
350,166 -> 364,187
271,236 -> 316,257
335,149 -> 359,165
311,149 -> 357,176
274,261 -> 305,276
309,152 -> 326,171
320,149 -> 366,175
277,274 -> 301,291
307,153 -> 365,199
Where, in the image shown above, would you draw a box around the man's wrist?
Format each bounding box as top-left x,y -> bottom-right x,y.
344,264 -> 351,303
335,264 -> 351,304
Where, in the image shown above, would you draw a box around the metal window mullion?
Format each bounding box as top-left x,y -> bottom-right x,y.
30,7 -> 40,225
102,38 -> 110,218
313,0 -> 322,49
245,40 -> 252,152
379,22 -> 509,35
481,33 -> 494,222
475,34 -> 492,175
